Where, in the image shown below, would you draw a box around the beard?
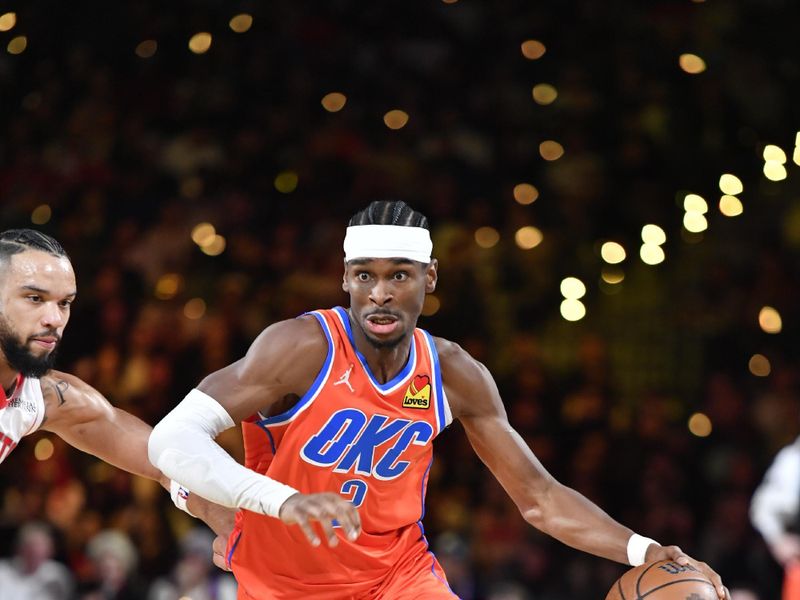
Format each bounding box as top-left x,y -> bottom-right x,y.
0,315 -> 59,378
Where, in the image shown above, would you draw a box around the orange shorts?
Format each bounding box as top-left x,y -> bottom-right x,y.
235,545 -> 458,599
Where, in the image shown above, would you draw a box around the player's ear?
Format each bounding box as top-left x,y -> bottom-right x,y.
342,261 -> 350,293
425,259 -> 438,294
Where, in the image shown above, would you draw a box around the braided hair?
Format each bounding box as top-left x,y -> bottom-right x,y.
348,201 -> 429,230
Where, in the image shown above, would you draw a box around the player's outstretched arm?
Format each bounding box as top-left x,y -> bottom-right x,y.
38,370 -> 236,539
148,316 -> 362,547
438,339 -> 729,600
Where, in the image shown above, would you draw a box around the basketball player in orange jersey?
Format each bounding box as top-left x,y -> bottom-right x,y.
0,229 -> 239,563
150,200 -> 730,599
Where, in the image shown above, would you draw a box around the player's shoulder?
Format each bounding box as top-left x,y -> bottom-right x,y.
251,314 -> 329,357
39,370 -> 111,430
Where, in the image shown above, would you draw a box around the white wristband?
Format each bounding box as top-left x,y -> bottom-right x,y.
627,533 -> 660,566
170,480 -> 196,517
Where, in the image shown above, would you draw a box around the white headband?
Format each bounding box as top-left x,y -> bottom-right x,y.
343,225 -> 432,263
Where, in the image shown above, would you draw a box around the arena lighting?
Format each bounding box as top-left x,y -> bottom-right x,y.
640,244 -> 665,265
184,298 -> 207,320
135,40 -> 157,58
229,14 -> 253,33
601,267 -> 624,284
749,354 -> 771,377
719,195 -> 743,217
514,226 -> 543,250
421,295 -> 441,316
532,84 -> 557,105
679,53 -> 706,74
718,174 -> 743,195
201,235 -> 226,256
191,223 -> 216,246
34,438 -> 55,461
274,171 -> 298,193
155,274 -> 183,300
560,277 -> 586,299
600,241 -> 626,264
763,161 -> 787,181
521,40 -> 546,59
683,193 -> 708,214
31,205 -> 52,225
688,413 -> 712,437
513,183 -> 539,205
188,32 -> 212,54
474,226 -> 500,249
683,212 -> 708,233
539,140 -> 564,161
7,35 -> 26,54
758,306 -> 782,334
321,92 -> 347,112
641,224 -> 666,246
560,298 -> 586,321
0,12 -> 16,31
384,110 -> 409,130
763,144 -> 787,163
794,132 -> 800,166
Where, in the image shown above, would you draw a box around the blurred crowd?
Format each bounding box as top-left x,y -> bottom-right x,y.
1,0 -> 800,598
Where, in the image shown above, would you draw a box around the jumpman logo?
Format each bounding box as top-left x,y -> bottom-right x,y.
333,364 -> 355,393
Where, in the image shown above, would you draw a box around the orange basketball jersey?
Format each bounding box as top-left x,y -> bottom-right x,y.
227,307 -> 455,599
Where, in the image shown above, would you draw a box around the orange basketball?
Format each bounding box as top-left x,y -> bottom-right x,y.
605,560 -> 717,600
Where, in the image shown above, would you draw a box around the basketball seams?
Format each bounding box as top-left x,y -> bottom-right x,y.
617,578 -> 627,600
634,561 -> 662,598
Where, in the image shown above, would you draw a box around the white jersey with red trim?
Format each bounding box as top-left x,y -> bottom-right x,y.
0,377 -> 45,463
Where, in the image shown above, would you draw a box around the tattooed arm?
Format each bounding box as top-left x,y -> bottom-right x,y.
39,370 -> 161,480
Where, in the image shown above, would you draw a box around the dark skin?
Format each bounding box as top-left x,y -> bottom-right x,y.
198,256 -> 729,598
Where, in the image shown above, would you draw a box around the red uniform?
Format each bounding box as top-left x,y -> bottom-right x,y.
227,307 -> 457,599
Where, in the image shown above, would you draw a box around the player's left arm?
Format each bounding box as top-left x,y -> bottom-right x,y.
37,371 -> 236,543
438,340 -> 729,599
39,370 -> 160,480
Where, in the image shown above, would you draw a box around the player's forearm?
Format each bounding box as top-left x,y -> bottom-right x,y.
522,481 -> 634,564
149,389 -> 298,516
186,494 -> 237,538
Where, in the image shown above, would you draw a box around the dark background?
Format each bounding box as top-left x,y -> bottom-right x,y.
1,1 -> 799,597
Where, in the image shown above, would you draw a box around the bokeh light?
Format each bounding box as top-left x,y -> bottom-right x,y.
749,354 -> 771,377
641,224 -> 666,246
719,195 -> 743,217
560,299 -> 586,321
191,223 -> 216,246
758,306 -> 782,334
321,92 -> 347,112
229,14 -> 253,33
683,212 -> 708,233
384,110 -> 409,130
539,140 -> 564,161
7,35 -> 27,55
601,267 -> 625,284
764,161 -> 787,181
532,84 -> 558,105
274,171 -> 299,193
188,32 -> 212,54
183,298 -> 207,320
683,193 -> 708,214
640,244 -> 665,265
34,438 -> 55,461
560,277 -> 586,299
521,40 -> 546,59
422,295 -> 441,316
155,273 -> 182,300
513,183 -> 539,205
31,204 -> 52,225
514,226 -> 543,250
135,39 -> 157,58
719,174 -> 743,195
688,413 -> 712,437
201,235 -> 226,256
0,12 -> 16,32
600,242 -> 626,264
679,53 -> 706,74
475,227 -> 500,249
763,144 -> 787,163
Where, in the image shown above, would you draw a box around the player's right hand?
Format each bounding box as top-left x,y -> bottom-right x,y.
279,492 -> 361,547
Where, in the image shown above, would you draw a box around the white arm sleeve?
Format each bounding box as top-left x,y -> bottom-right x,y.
750,439 -> 800,545
148,388 -> 299,517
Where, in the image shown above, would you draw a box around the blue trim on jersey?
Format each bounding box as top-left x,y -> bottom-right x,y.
256,311 -> 334,426
333,306 -> 416,393
420,329 -> 446,434
254,421 -> 276,455
226,530 -> 242,570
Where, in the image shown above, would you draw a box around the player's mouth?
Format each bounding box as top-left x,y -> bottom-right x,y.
30,336 -> 58,350
365,313 -> 399,336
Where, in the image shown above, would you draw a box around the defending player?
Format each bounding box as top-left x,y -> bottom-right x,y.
150,201 -> 729,599
0,229 -> 240,558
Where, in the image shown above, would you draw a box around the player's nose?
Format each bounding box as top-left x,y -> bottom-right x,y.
369,280 -> 393,305
41,302 -> 66,328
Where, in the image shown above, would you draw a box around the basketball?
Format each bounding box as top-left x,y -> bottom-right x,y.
605,560 -> 717,600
